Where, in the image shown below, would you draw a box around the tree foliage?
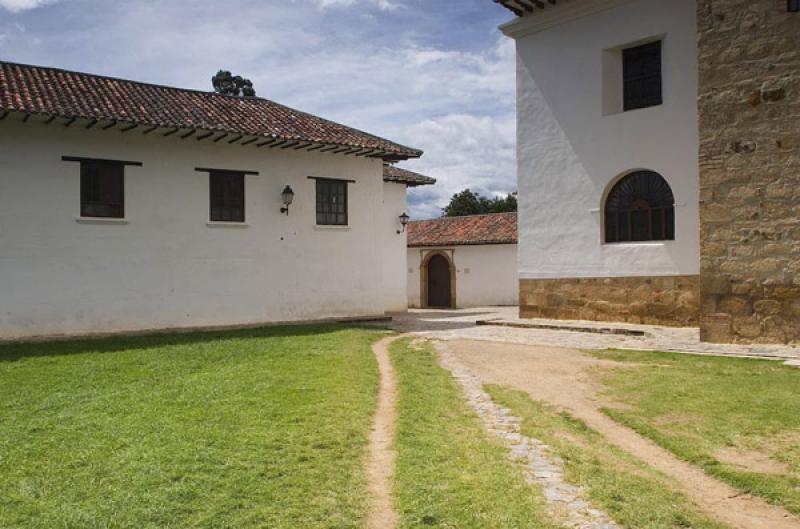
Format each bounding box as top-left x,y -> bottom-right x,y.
442,189 -> 517,217
212,70 -> 256,97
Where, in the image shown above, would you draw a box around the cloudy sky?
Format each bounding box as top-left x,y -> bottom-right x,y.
0,0 -> 516,218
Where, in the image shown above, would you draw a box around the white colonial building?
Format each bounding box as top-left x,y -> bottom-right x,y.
407,212 -> 518,309
498,0 -> 702,327
496,0 -> 800,344
0,61 -> 432,340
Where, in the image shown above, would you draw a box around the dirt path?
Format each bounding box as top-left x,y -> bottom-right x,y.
445,339 -> 800,529
365,336 -> 399,529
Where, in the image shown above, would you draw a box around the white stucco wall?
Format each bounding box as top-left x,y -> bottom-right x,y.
382,181 -> 410,313
407,244 -> 518,308
509,0 -> 700,280
0,117 -> 407,339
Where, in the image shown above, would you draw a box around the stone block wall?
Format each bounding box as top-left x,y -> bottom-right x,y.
520,276 -> 700,327
698,0 -> 800,343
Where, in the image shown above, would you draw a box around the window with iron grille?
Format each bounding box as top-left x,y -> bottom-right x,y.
315,178 -> 348,226
623,41 -> 663,111
209,171 -> 245,222
605,170 -> 675,243
80,160 -> 125,218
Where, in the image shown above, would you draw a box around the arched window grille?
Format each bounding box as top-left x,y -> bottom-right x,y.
604,170 -> 675,243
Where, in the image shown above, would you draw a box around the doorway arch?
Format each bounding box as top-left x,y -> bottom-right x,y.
421,250 -> 456,309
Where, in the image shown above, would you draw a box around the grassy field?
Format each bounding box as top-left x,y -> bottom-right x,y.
0,325 -> 383,529
592,349 -> 800,516
487,385 -> 729,529
390,338 -> 561,529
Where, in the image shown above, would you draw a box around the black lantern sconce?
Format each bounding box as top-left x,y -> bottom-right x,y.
280,185 -> 295,215
397,212 -> 410,234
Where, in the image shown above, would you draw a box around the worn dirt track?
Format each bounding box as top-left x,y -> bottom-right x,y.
365,336 -> 399,529
445,339 -> 800,529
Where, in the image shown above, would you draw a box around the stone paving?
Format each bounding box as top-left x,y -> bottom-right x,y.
389,307 -> 800,363
435,340 -> 620,529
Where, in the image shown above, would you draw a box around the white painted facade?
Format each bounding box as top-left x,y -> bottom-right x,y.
407,244 -> 518,308
504,0 -> 700,280
0,117 -> 411,339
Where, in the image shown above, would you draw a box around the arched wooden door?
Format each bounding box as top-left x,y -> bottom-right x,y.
427,254 -> 452,308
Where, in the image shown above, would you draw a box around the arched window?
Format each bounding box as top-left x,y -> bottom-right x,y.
604,170 -> 675,243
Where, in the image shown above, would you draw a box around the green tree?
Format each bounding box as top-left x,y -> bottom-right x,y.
442,189 -> 517,217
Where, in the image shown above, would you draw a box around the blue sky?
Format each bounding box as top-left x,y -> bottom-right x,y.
0,0 -> 516,218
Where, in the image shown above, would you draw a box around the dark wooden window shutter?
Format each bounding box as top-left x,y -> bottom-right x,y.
315,178 -> 348,226
604,170 -> 675,243
80,160 -> 125,218
209,171 -> 245,222
623,41 -> 663,111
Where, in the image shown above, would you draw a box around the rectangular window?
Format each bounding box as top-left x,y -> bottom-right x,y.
315,178 -> 348,226
790,0 -> 800,12
209,171 -> 245,222
80,160 -> 125,218
623,40 -> 662,111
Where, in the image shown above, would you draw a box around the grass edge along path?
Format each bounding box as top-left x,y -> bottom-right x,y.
486,384 -> 733,529
590,348 -> 800,517
390,338 -> 562,529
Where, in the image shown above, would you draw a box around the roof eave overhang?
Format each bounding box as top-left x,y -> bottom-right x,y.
0,109 -> 422,162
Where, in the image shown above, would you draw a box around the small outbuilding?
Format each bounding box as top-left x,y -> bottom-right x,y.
407,212 -> 518,309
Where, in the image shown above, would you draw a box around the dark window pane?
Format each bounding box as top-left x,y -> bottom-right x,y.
604,170 -> 675,243
315,179 -> 348,225
623,41 -> 662,111
80,161 -> 124,218
210,171 -> 245,222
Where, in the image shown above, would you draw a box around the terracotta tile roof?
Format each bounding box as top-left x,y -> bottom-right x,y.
407,212 -> 518,247
0,61 -> 422,161
383,165 -> 436,187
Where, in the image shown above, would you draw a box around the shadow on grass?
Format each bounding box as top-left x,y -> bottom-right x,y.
0,322 -> 389,362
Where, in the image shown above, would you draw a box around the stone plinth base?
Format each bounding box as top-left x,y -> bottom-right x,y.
520,275 -> 700,327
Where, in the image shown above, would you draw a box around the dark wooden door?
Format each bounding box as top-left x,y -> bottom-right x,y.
427,255 -> 452,308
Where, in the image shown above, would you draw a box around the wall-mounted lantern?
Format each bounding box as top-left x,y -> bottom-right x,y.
280,185 -> 295,215
396,212 -> 410,234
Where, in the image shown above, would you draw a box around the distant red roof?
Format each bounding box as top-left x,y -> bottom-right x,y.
408,212 -> 518,247
0,61 -> 422,161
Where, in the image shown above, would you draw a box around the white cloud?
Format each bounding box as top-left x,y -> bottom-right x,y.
316,0 -> 400,10
402,113 -> 517,219
0,0 -> 57,12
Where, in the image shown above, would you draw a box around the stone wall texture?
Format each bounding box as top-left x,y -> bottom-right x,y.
520,276 -> 700,327
698,0 -> 800,343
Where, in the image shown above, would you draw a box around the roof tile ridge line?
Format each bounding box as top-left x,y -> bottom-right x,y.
409,211 -> 518,222
0,60 -> 422,155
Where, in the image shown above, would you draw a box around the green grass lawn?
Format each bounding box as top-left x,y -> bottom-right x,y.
0,325 -> 383,529
390,338 -> 562,529
487,385 -> 729,529
591,349 -> 800,515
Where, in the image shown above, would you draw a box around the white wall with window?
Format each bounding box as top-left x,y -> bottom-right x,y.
504,0 -> 699,280
0,119 -> 407,339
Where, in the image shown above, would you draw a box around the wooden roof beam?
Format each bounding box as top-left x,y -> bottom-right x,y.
495,0 -> 523,16
256,138 -> 278,147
